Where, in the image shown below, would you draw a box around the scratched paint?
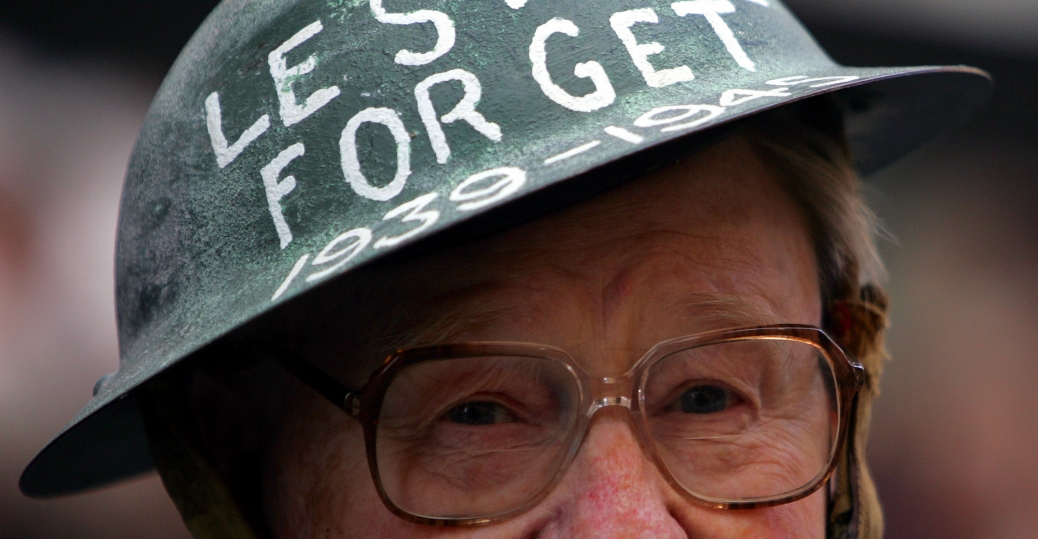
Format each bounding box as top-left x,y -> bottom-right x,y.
114,0 -> 987,408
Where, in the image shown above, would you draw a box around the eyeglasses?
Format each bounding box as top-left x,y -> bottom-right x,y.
271,325 -> 863,527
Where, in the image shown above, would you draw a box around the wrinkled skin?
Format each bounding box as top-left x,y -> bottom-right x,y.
200,135 -> 827,538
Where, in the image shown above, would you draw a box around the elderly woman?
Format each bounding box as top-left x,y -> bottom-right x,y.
21,0 -> 988,538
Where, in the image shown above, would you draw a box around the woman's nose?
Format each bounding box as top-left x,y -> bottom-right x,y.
538,409 -> 687,539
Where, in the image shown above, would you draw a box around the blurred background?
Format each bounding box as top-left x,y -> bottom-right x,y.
0,0 -> 1035,537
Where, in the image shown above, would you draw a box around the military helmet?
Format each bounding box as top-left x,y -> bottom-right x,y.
22,0 -> 987,512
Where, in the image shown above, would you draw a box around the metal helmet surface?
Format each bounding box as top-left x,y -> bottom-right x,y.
22,0 -> 988,497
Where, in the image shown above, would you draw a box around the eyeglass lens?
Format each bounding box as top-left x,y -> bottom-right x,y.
374,339 -> 838,520
643,339 -> 837,502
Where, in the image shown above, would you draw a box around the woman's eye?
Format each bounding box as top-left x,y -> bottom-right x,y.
446,401 -> 515,425
677,385 -> 735,414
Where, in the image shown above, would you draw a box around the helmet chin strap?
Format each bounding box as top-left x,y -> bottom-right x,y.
827,285 -> 890,539
138,378 -> 264,539
827,395 -> 879,539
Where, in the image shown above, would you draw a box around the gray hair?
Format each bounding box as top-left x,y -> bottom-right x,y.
740,99 -> 885,311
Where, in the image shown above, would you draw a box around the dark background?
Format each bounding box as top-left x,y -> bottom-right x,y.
1,1 -> 1035,537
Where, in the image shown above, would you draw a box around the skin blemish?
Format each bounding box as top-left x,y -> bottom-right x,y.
601,266 -> 635,324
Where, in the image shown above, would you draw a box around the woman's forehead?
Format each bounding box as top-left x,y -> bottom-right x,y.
480,137 -> 801,256
309,136 -> 821,375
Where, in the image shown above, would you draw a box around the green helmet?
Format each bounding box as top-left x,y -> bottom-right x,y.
22,0 -> 988,529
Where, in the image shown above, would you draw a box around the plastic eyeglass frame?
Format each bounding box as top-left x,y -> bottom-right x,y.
270,324 -> 864,527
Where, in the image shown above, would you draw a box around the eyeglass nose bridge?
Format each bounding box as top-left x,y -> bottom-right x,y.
586,375 -> 637,417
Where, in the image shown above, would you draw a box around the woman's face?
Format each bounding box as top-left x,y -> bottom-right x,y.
258,135 -> 826,538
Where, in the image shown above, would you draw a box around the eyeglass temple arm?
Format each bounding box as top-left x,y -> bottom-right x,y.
266,349 -> 361,417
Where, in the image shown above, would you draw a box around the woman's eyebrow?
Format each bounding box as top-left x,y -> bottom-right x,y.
668,293 -> 782,330
370,302 -> 517,352
379,293 -> 780,353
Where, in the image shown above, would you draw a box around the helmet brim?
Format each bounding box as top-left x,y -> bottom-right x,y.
21,62 -> 990,498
